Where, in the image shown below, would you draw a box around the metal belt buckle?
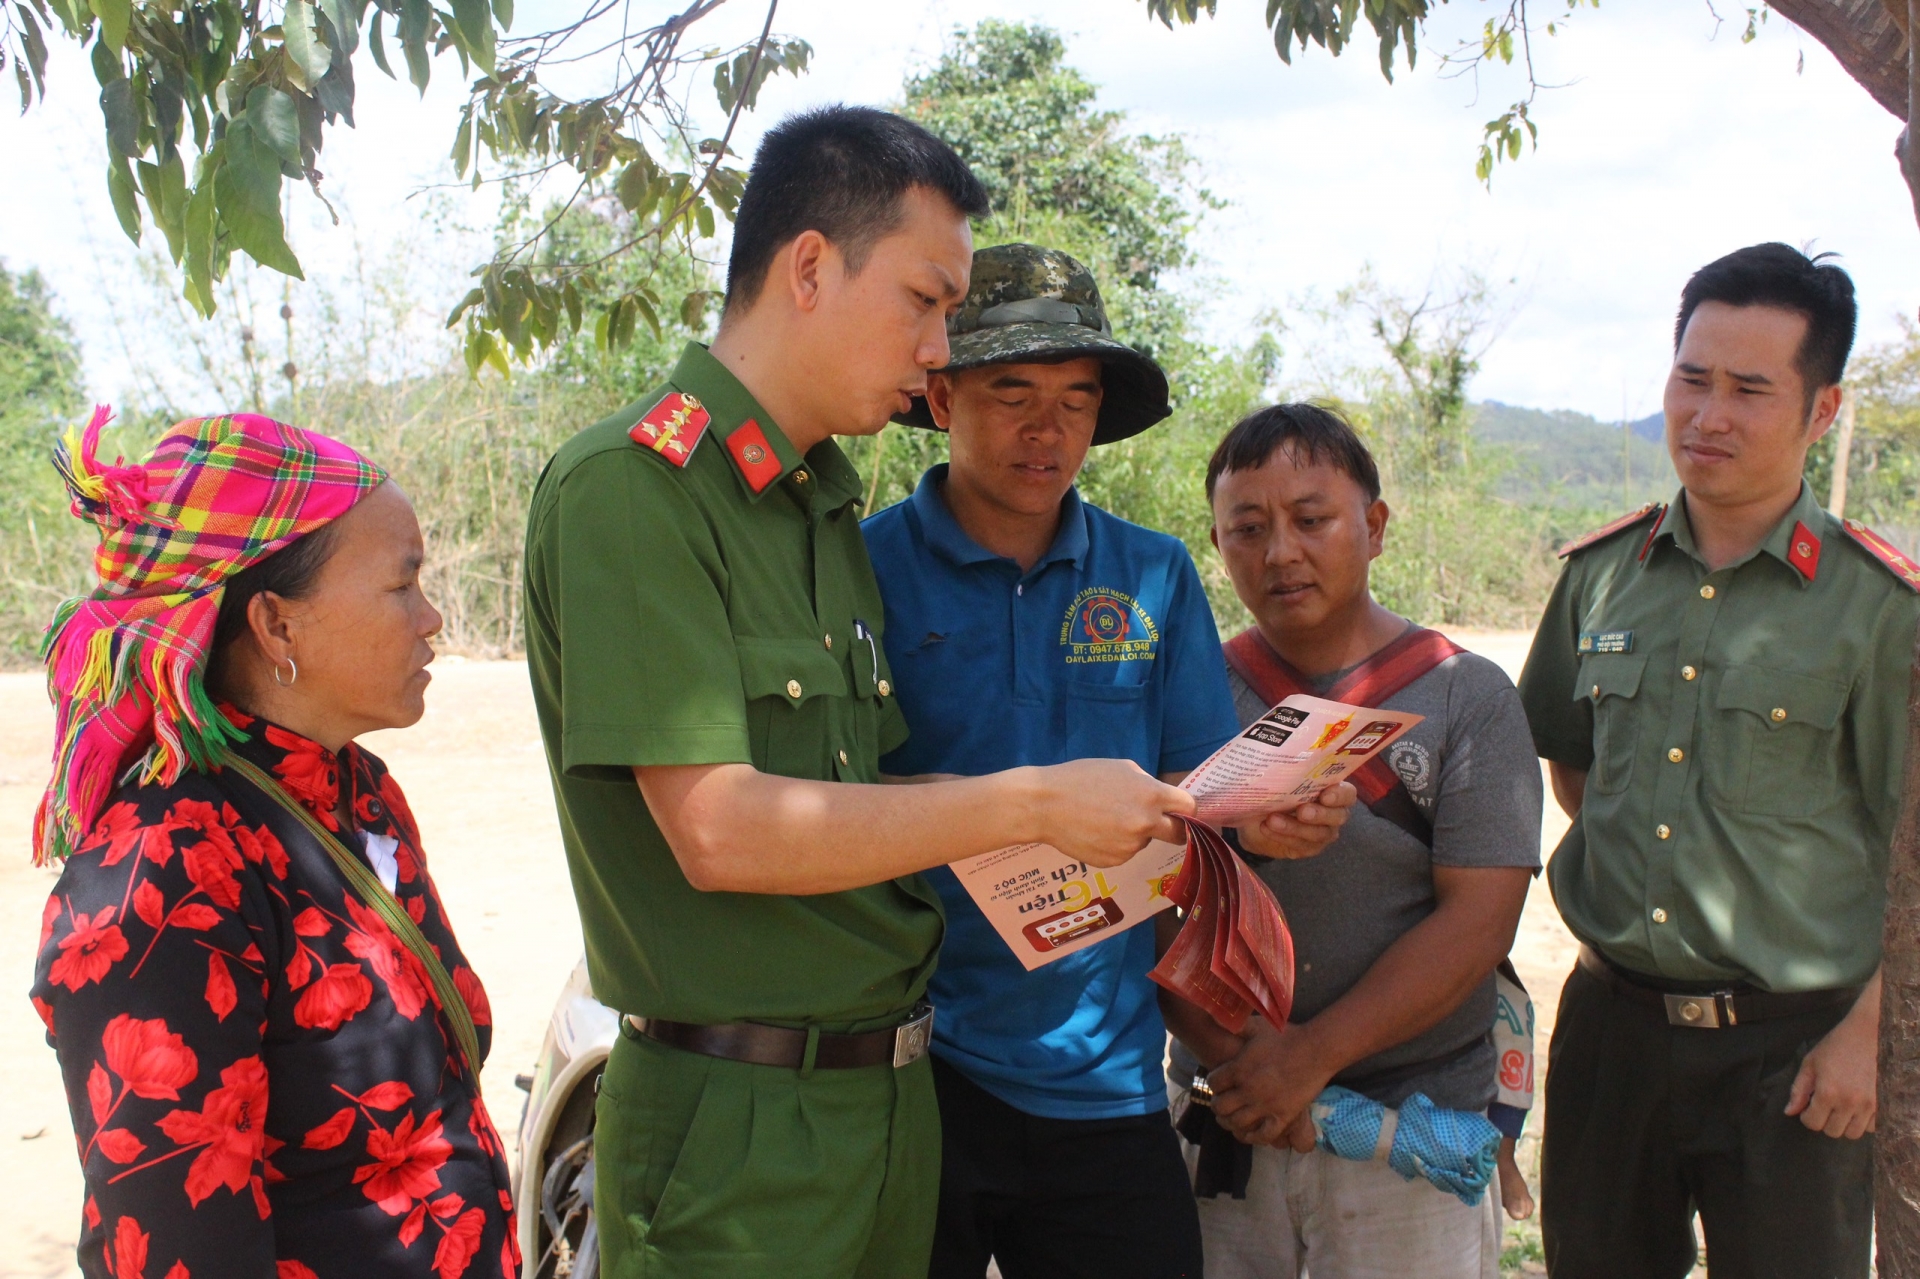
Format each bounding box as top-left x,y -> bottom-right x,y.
1664,991 -> 1732,1028
892,1005 -> 934,1068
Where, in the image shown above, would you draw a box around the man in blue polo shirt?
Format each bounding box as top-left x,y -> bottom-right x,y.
864,244 -> 1354,1279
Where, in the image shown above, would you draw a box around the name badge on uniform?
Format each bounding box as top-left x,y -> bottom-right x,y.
1577,630 -> 1634,655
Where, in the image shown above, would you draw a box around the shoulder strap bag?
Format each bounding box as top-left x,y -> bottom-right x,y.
221,751 -> 483,1081
1222,625 -> 1465,848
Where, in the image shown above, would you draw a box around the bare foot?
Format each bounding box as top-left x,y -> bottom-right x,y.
1497,1136 -> 1535,1220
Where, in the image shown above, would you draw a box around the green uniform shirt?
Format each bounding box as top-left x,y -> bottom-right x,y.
524,342 -> 942,1030
1518,483 -> 1919,991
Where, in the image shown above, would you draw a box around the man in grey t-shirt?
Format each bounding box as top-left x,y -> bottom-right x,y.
1163,404 -> 1542,1279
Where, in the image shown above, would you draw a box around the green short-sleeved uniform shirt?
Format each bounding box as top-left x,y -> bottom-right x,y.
1517,483 -> 1920,992
524,342 -> 943,1030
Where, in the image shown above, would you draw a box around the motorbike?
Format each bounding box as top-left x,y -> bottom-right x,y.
513,958 -> 620,1279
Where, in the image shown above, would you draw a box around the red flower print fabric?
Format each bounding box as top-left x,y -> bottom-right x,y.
48,906 -> 129,991
33,710 -> 516,1278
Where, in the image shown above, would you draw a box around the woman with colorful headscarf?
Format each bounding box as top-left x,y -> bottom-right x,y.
30,409 -> 518,1278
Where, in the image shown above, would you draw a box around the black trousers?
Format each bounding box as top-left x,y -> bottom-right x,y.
1541,962 -> 1873,1279
928,1054 -> 1203,1279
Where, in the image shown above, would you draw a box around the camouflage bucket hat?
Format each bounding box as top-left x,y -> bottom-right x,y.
895,243 -> 1172,446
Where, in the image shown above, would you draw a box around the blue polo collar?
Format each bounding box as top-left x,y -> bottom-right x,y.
908,464 -> 1090,573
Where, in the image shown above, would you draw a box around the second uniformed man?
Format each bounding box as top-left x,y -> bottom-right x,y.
1519,242 -> 1920,1279
524,108 -> 1198,1278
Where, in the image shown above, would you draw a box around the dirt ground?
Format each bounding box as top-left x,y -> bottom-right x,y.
0,632 -> 1578,1277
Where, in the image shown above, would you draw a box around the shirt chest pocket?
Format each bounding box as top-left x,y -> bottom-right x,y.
1061,678 -> 1152,763
1580,653 -> 1647,797
1708,664 -> 1848,818
736,639 -> 855,781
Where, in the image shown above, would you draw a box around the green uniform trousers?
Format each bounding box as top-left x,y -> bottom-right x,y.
595,1022 -> 941,1278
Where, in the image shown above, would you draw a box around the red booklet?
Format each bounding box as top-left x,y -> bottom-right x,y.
1148,817 -> 1296,1033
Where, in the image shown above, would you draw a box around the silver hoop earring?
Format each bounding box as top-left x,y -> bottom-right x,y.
273,658 -> 298,687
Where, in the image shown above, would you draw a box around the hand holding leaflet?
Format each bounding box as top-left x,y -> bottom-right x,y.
947,693 -> 1420,991
1180,693 -> 1416,828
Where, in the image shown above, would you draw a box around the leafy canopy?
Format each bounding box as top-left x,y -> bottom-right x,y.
870,21 -> 1277,624
898,21 -> 1219,388
0,0 -> 807,362
902,20 -> 1204,288
0,261 -> 92,665
0,262 -> 84,449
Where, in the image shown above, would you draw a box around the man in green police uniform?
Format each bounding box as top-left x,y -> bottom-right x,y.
1518,243 -> 1920,1278
523,106 -> 1198,1279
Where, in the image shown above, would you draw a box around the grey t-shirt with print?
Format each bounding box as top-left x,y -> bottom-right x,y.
1171,645 -> 1543,1112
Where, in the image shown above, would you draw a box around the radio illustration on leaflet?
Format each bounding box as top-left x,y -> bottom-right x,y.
1338,720 -> 1400,756
1022,897 -> 1127,953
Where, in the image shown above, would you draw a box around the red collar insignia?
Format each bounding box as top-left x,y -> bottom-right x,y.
629,392 -> 710,467
725,419 -> 786,493
1786,520 -> 1821,581
1843,519 -> 1920,593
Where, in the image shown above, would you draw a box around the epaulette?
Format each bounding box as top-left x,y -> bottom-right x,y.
1557,502 -> 1664,560
1841,519 -> 1920,592
628,391 -> 710,467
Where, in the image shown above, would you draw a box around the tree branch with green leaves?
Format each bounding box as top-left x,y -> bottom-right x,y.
0,0 -> 808,363
1138,0 -> 1920,231
1141,0 -> 1598,183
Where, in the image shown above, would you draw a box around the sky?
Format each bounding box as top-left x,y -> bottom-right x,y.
1,0 -> 1916,421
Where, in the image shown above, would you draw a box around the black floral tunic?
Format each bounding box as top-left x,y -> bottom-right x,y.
31,707 -> 519,1279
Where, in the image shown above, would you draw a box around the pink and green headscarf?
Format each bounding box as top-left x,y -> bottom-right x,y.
35,407 -> 386,864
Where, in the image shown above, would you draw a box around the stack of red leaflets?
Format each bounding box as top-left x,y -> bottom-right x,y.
1148,817 -> 1294,1033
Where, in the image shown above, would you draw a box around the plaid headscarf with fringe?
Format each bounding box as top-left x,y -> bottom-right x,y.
34,407 -> 386,864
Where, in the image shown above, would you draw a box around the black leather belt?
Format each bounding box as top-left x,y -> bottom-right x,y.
625,1003 -> 933,1069
1578,945 -> 1857,1029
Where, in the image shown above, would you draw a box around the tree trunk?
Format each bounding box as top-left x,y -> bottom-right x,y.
1882,632 -> 1920,1274
1768,0 -> 1909,116
1763,6 -> 1920,1271
1906,0 -> 1920,232
1888,8 -> 1920,1273
1768,0 -> 1920,230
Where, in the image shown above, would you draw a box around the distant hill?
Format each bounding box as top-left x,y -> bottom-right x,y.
1472,401 -> 1675,513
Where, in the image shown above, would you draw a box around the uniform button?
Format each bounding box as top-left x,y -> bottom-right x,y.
1682,665 -> 1698,681
1652,907 -> 1669,924
1590,684 -> 1600,697
786,679 -> 802,698
877,679 -> 891,697
1771,707 -> 1787,722
366,798 -> 383,816
823,634 -> 832,650
793,470 -> 810,484
837,749 -> 849,766
1668,748 -> 1684,763
1699,584 -> 1715,600
1656,824 -> 1672,840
